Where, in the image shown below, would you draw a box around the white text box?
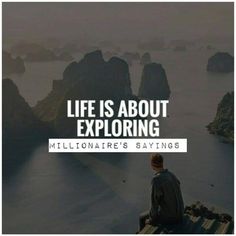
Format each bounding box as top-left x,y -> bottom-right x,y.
49,138 -> 187,153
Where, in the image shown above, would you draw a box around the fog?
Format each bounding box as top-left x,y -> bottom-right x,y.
2,2 -> 234,45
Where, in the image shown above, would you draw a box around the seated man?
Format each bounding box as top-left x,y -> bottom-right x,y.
139,153 -> 184,230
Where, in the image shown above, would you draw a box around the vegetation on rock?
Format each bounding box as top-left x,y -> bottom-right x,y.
207,92 -> 234,143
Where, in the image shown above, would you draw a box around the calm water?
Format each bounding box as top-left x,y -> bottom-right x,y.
3,46 -> 234,233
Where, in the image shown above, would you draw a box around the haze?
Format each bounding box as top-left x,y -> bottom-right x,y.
3,2 -> 233,45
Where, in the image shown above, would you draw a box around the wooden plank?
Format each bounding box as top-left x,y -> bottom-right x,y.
220,221 -> 233,234
139,225 -> 158,234
202,219 -> 218,233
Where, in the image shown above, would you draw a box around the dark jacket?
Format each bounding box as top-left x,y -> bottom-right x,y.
149,169 -> 184,225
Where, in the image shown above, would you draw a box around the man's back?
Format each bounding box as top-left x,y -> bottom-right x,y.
150,169 -> 184,224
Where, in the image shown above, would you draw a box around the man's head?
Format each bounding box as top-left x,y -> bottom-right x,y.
151,153 -> 164,171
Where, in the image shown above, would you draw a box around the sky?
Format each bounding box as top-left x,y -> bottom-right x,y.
2,2 -> 234,45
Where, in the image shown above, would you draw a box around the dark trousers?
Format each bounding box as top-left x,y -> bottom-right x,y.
139,212 -> 182,231
139,211 -> 149,231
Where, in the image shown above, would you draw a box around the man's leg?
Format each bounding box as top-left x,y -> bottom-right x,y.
139,211 -> 149,231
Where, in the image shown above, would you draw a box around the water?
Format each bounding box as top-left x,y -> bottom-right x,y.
3,47 -> 234,233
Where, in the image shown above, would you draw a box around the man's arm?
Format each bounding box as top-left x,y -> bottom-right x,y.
149,178 -> 162,224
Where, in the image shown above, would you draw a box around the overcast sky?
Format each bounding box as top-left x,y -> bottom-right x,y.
2,2 -> 234,44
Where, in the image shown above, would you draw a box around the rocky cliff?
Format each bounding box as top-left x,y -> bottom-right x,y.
139,202 -> 233,234
3,79 -> 48,142
34,50 -> 134,137
207,52 -> 234,73
207,92 -> 234,143
138,63 -> 170,100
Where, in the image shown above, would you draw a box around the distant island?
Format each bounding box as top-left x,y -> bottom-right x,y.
137,39 -> 166,51
207,92 -> 234,143
11,42 -> 44,56
168,39 -> 194,51
207,52 -> 234,73
3,51 -> 25,75
25,47 -> 73,62
173,45 -> 186,52
10,41 -> 74,62
120,52 -> 140,66
140,52 -> 151,65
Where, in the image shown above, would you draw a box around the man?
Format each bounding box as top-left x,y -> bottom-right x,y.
139,153 -> 184,230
